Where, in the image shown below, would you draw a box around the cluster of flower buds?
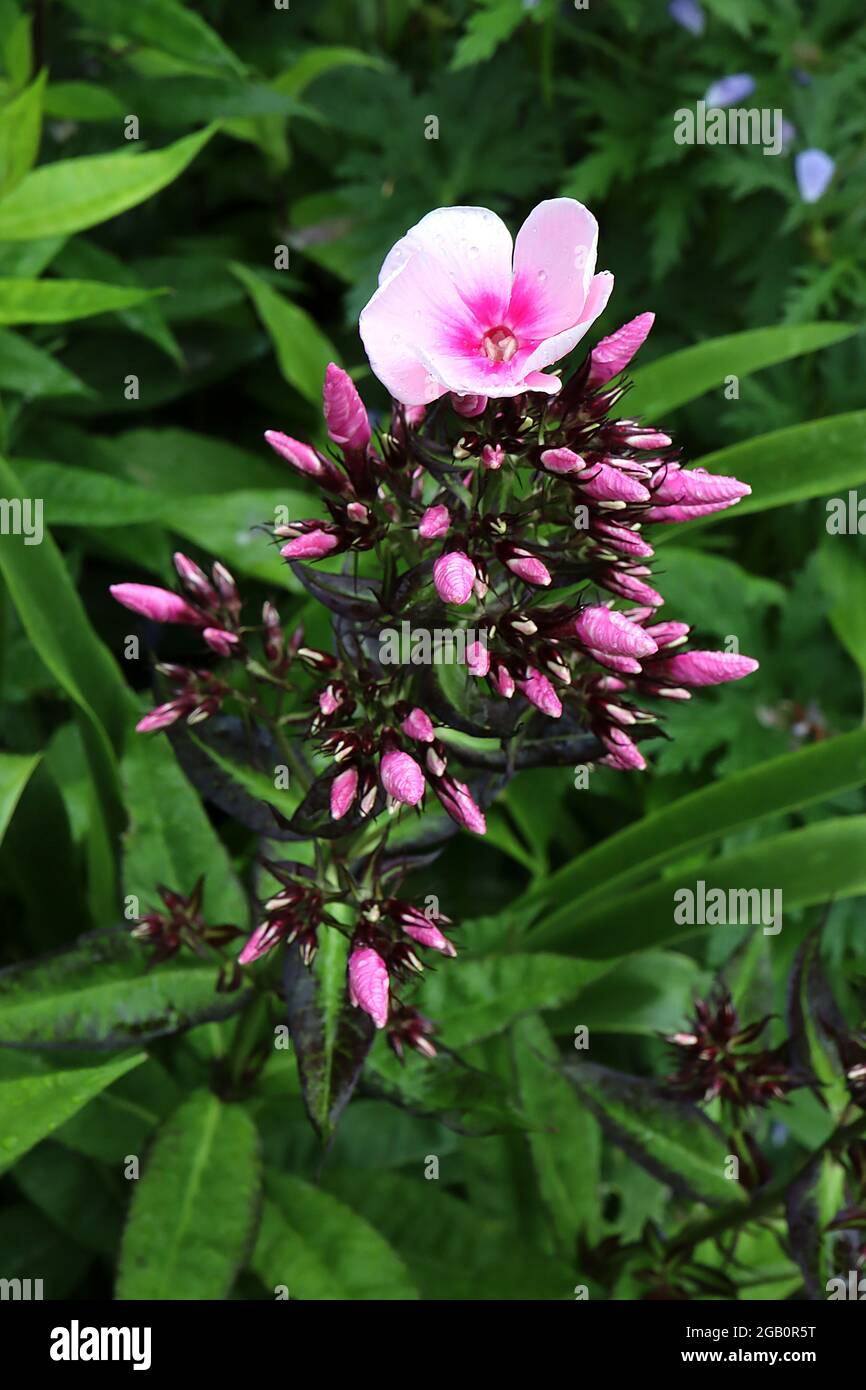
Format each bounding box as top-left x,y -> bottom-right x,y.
262,319 -> 757,784
664,992 -> 801,1110
131,877 -> 239,965
237,860 -> 329,967
346,897 -> 457,1045
110,296 -> 761,1058
319,705 -> 486,834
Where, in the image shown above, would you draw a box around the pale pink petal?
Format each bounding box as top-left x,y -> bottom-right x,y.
510,198 -> 599,338
522,271 -> 615,381
377,206 -> 513,326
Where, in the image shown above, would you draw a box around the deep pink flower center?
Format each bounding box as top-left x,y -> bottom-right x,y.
481,326 -> 519,363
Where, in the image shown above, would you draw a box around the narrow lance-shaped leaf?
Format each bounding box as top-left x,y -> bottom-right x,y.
627,322 -> 857,420
116,1090 -> 260,1300
0,1049 -> 145,1175
0,750 -> 40,848
231,261 -> 340,407
0,929 -> 252,1050
0,70 -> 45,197
0,125 -> 217,240
519,729 -> 866,920
531,816 -> 866,957
284,931 -> 375,1143
0,277 -> 165,325
563,1060 -> 747,1208
252,1172 -> 417,1300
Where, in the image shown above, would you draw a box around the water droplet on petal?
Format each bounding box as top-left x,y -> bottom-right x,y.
537,269 -> 548,282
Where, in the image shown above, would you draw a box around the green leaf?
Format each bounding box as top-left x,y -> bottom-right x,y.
420,953 -> 610,1049
61,0 -> 245,76
534,816 -> 866,958
117,1090 -> 260,1300
14,459 -> 168,525
0,277 -> 164,324
0,1049 -> 145,1174
0,929 -> 251,1048
0,69 -> 44,196
274,46 -> 387,97
564,1061 -> 746,1207
252,1172 -> 417,1300
231,262 -> 338,406
364,1041 -> 529,1135
0,454 -> 130,916
512,1016 -> 601,1252
523,729 -> 866,927
283,931 -> 375,1143
0,749 -> 40,847
321,1169 -> 572,1299
100,426 -> 286,495
627,323 -> 858,420
0,329 -> 91,397
551,951 -> 707,1035
13,1143 -> 121,1257
0,125 -> 217,240
57,236 -> 182,363
122,728 -> 249,929
818,540 -> 866,680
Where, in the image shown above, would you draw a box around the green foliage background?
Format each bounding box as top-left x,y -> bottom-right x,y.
1,0 -> 865,1301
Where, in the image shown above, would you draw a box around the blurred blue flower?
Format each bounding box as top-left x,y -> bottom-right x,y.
780,119 -> 797,151
795,149 -> 835,203
668,0 -> 705,36
704,73 -> 756,108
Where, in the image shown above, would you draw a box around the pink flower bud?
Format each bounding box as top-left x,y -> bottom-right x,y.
517,668 -> 562,718
505,550 -> 551,587
110,583 -> 205,626
623,430 -> 672,449
651,465 -> 751,508
174,552 -> 218,603
466,639 -> 490,677
602,568 -> 663,608
482,444 -> 504,470
588,312 -> 655,387
348,946 -> 389,1028
418,505 -> 451,539
643,620 -> 690,650
579,463 -> 651,505
402,920 -> 457,956
601,726 -> 647,771
586,649 -> 643,675
238,920 -> 285,966
135,700 -> 189,733
280,528 -> 340,560
592,520 -> 654,558
323,363 -> 371,453
491,661 -> 515,698
330,766 -> 359,820
203,627 -> 240,658
435,777 -> 487,835
380,750 -> 426,805
451,393 -> 487,418
433,551 -> 476,605
347,502 -> 370,524
264,431 -> 329,478
574,606 -> 658,660
645,650 -> 759,686
401,707 -> 435,743
540,447 -> 585,474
